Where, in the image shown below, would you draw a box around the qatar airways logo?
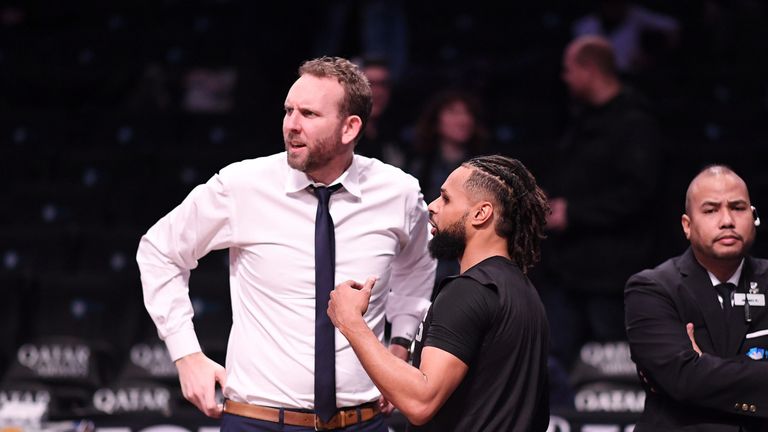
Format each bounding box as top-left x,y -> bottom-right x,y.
574,389 -> 645,413
0,389 -> 51,422
579,342 -> 636,376
17,343 -> 90,377
0,389 -> 51,405
130,343 -> 177,377
93,386 -> 171,415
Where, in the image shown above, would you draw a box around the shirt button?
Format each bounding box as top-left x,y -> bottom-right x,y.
750,405 -> 757,413
742,404 -> 749,412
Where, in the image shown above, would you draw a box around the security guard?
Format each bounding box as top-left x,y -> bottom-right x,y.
626,165 -> 768,431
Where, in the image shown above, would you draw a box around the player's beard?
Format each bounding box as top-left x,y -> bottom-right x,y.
428,214 -> 467,260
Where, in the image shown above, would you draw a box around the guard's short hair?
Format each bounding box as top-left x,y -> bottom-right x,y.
684,164 -> 742,214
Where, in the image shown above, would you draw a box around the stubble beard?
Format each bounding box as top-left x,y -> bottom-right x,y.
285,129 -> 342,174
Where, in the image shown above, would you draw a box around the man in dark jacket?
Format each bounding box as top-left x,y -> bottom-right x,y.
625,165 -> 768,431
539,35 -> 662,375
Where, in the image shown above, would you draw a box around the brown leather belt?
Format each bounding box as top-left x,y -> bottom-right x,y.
223,399 -> 381,430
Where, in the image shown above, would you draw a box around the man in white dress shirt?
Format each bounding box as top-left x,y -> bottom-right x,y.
136,56 -> 435,431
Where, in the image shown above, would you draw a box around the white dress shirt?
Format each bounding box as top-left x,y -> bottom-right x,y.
137,152 -> 436,409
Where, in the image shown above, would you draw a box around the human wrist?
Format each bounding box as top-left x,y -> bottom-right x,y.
338,313 -> 368,338
389,336 -> 412,350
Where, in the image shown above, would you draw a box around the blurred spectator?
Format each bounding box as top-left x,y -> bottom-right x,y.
408,89 -> 492,292
124,65 -> 239,114
408,89 -> 491,208
354,56 -> 408,168
182,67 -> 238,114
312,0 -> 409,83
534,35 -> 661,404
572,0 -> 680,75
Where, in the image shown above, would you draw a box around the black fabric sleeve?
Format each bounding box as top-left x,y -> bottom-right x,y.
422,278 -> 499,365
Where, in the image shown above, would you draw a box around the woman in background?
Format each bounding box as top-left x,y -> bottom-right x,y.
408,89 -> 492,293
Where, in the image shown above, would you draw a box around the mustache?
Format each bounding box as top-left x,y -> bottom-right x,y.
285,131 -> 302,140
714,231 -> 743,242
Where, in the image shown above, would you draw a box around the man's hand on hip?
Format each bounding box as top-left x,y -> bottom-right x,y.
176,352 -> 227,417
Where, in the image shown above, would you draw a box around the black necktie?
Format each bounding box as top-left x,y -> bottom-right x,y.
715,282 -> 736,319
313,184 -> 342,422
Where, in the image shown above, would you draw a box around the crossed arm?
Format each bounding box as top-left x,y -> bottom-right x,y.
626,272 -> 768,414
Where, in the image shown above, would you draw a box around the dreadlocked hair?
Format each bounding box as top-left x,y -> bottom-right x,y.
463,155 -> 549,273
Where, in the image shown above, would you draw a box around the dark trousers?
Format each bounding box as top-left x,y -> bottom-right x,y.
220,412 -> 388,432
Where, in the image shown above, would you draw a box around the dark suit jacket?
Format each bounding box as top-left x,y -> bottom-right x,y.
625,248 -> 768,431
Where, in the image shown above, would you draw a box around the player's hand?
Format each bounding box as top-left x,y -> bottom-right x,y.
378,394 -> 396,415
328,277 -> 376,331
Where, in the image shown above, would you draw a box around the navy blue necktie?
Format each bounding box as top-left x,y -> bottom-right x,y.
313,184 -> 341,422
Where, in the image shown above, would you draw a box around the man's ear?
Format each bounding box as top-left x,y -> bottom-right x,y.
340,115 -> 363,146
470,202 -> 494,227
681,214 -> 691,240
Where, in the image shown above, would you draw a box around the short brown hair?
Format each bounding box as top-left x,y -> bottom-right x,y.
299,56 -> 372,144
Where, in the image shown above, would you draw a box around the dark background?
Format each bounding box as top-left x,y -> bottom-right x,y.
0,0 -> 767,426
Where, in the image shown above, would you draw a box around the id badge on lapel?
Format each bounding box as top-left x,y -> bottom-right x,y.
742,280 -> 768,360
734,293 -> 766,306
734,281 -> 765,324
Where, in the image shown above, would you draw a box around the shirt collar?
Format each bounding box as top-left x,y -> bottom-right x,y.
284,154 -> 362,198
708,258 -> 744,286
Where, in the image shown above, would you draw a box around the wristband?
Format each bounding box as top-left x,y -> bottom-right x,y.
389,336 -> 412,350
